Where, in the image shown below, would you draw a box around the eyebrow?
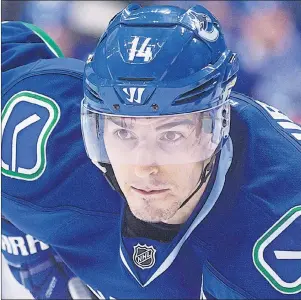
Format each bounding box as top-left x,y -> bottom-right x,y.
107,117 -> 135,129
156,119 -> 195,131
107,118 -> 195,131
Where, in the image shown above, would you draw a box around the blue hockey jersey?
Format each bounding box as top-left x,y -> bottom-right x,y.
2,22 -> 301,299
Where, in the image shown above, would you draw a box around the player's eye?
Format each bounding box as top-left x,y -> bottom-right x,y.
114,129 -> 136,140
159,131 -> 184,143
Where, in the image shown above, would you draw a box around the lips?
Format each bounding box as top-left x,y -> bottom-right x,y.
131,186 -> 169,195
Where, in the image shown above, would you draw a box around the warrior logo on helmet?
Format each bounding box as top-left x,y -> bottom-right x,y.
122,87 -> 145,104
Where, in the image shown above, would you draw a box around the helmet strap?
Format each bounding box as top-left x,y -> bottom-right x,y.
178,152 -> 217,210
92,161 -> 125,196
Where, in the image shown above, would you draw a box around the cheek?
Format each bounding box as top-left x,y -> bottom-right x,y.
160,163 -> 202,192
178,163 -> 202,191
190,162 -> 203,182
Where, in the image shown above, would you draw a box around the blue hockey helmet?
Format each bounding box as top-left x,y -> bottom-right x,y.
82,4 -> 238,115
81,4 -> 238,202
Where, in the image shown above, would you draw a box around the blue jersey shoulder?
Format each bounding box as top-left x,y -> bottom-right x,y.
199,92 -> 301,298
229,91 -> 301,213
230,92 -> 301,149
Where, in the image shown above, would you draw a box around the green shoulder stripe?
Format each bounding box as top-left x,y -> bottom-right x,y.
22,22 -> 64,58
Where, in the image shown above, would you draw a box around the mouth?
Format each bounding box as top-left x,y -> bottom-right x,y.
131,186 -> 170,196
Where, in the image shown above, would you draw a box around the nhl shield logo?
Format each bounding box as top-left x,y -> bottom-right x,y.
133,243 -> 156,270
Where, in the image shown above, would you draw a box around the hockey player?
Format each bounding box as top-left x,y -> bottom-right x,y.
2,4 -> 301,299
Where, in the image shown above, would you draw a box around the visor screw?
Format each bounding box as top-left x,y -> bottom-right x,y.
222,119 -> 227,127
222,109 -> 227,118
113,104 -> 120,110
151,104 -> 159,111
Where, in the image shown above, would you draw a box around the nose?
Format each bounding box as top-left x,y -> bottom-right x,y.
134,164 -> 159,178
134,142 -> 159,178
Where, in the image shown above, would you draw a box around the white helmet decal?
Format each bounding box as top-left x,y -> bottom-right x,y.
188,11 -> 219,42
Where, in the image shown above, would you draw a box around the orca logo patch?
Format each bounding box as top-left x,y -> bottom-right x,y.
1,91 -> 60,180
253,206 -> 301,294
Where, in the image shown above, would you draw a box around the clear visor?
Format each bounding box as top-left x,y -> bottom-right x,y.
81,104 -> 229,166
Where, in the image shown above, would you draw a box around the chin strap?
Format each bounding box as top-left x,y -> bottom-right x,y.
92,161 -> 125,197
178,153 -> 217,210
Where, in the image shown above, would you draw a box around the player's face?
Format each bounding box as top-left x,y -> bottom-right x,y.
103,114 -> 213,223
